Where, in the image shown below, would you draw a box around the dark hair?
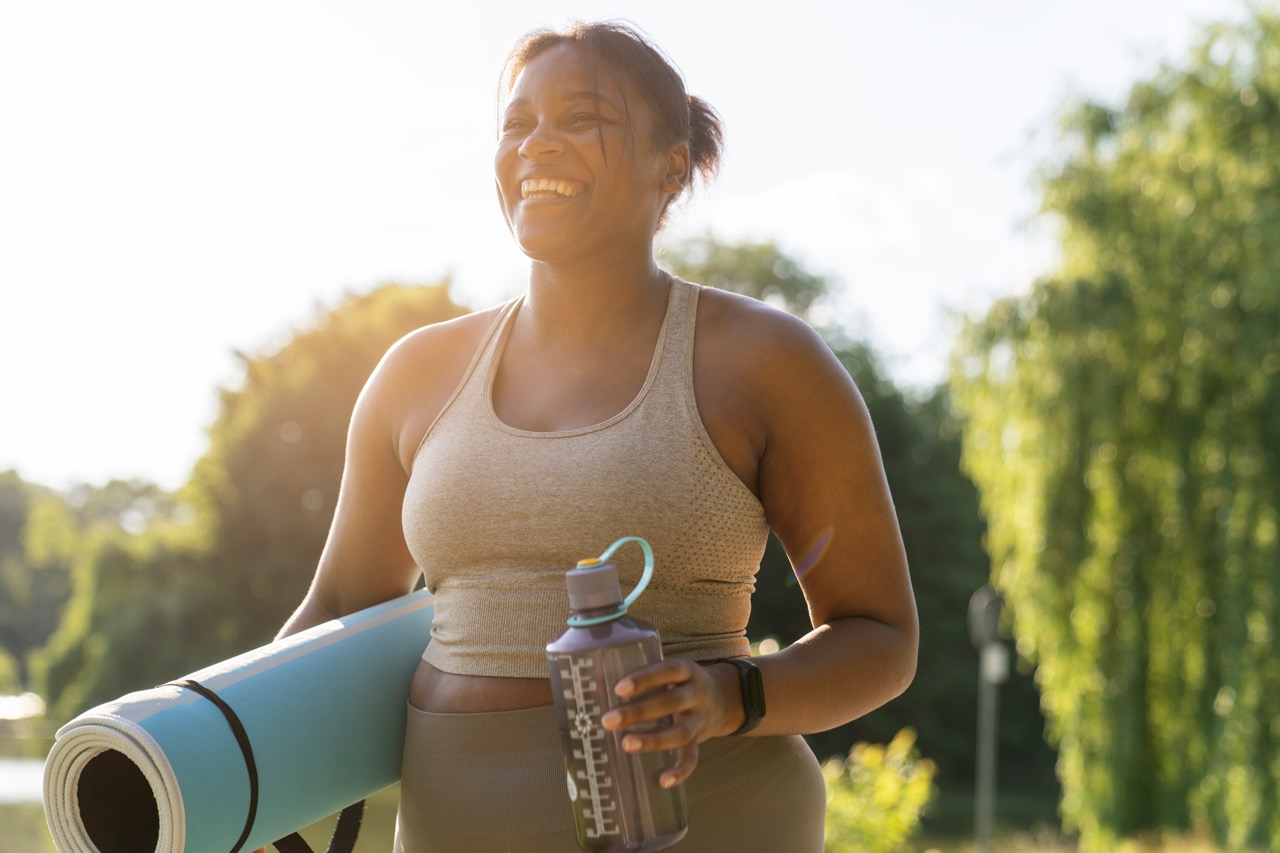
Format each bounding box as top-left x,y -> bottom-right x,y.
500,21 -> 724,220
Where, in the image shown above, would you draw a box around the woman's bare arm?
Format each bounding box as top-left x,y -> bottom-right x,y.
603,292 -> 918,779
274,311 -> 495,639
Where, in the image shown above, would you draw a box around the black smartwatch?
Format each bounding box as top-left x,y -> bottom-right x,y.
713,657 -> 766,735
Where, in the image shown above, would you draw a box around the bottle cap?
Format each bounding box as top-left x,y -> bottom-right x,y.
565,561 -> 624,612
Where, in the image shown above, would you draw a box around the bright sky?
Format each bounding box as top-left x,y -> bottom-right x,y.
0,0 -> 1249,491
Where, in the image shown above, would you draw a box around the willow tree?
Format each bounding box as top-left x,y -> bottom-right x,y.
952,13 -> 1280,850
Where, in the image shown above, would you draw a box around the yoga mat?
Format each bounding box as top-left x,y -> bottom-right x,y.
44,590 -> 434,853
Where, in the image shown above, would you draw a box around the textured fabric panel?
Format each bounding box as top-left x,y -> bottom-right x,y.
402,278 -> 770,677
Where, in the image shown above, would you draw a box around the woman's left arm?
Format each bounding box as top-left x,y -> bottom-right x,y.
740,310 -> 919,735
603,299 -> 918,782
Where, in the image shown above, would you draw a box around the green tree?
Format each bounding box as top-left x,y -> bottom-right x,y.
0,470 -> 40,680
22,475 -> 205,715
0,472 -> 73,688
661,236 -> 829,320
32,522 -> 209,720
61,479 -> 184,532
952,12 -> 1280,849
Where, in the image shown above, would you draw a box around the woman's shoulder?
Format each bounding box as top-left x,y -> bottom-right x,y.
354,301 -> 510,467
380,301 -> 509,389
692,285 -> 839,381
383,301 -> 508,374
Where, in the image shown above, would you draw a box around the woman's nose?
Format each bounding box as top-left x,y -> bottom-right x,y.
518,121 -> 564,159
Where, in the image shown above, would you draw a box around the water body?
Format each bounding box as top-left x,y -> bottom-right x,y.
0,757 -> 45,804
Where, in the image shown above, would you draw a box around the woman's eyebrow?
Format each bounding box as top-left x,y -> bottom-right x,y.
504,91 -> 622,111
561,90 -> 619,109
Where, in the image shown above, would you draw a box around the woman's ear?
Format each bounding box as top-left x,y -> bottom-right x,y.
661,142 -> 691,195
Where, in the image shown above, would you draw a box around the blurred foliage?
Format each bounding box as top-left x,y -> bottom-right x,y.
26,478 -> 206,718
952,10 -> 1280,851
823,727 -> 937,853
31,522 -> 210,720
661,235 -> 829,320
0,472 -> 71,688
1,473 -> 185,700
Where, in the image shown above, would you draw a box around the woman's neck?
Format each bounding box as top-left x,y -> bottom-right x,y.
522,253 -> 671,347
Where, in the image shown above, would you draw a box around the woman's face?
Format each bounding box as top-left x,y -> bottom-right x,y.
495,44 -> 685,263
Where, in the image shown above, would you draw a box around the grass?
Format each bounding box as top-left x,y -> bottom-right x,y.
0,754 -> 1245,853
0,787 -> 404,853
3,802 -> 58,853
2,786 -> 1249,853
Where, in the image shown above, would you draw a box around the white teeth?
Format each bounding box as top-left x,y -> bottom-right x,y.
521,178 -> 580,199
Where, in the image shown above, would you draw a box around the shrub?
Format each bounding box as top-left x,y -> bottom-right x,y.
824,727 -> 936,852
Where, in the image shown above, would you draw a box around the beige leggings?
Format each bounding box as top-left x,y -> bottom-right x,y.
393,703 -> 826,852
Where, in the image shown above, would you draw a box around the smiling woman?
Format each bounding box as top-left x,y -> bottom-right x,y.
268,19 -> 917,853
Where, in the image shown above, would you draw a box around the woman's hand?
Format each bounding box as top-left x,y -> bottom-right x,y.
599,659 -> 742,788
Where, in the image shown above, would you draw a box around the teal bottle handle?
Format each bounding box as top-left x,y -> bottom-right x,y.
567,536 -> 654,627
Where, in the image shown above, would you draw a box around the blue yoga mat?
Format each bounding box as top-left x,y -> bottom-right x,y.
44,591 -> 434,853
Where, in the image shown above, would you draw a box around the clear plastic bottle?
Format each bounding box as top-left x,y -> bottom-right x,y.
546,536 -> 689,852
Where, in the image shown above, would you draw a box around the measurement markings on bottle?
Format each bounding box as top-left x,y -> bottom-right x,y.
557,654 -> 621,838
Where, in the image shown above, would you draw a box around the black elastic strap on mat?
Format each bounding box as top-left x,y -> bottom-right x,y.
166,678 -> 364,853
168,679 -> 259,853
273,800 -> 365,853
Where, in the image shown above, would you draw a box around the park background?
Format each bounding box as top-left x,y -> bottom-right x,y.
3,1 -> 1279,850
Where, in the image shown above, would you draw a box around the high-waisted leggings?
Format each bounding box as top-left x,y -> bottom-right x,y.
393,703 -> 826,852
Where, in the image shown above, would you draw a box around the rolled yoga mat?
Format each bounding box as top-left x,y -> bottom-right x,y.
44,590 -> 434,853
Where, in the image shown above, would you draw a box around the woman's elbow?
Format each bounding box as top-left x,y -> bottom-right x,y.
889,611 -> 920,699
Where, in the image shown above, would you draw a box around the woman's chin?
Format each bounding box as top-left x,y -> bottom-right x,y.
513,234 -> 585,265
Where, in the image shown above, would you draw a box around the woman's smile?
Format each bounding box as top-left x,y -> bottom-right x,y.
520,177 -> 585,200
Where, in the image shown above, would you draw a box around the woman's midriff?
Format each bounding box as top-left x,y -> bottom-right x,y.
408,659 -> 554,713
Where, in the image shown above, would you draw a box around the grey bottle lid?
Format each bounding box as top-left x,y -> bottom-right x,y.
566,559 -> 624,612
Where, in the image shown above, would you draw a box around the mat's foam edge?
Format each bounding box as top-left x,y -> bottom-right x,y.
44,714 -> 185,853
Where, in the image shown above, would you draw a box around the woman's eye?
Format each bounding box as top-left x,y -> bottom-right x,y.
501,117 -> 530,134
569,113 -> 600,126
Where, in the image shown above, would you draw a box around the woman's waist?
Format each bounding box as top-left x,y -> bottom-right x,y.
410,660 -> 554,713
409,640 -> 749,713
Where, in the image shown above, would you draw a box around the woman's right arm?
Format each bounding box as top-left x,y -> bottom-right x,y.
274,330 -> 444,640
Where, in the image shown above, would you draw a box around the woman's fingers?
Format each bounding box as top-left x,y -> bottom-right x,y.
601,659 -> 726,780
618,711 -> 700,753
661,741 -> 699,788
604,683 -> 693,729
614,659 -> 696,698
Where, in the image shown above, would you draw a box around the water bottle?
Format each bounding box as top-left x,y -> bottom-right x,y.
546,536 -> 689,852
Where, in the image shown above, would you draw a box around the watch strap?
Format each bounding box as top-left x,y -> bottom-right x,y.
713,657 -> 765,736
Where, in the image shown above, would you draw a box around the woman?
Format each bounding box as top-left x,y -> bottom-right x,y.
275,21 -> 917,852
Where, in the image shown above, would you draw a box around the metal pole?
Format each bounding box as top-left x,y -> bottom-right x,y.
974,645 -> 999,853
969,587 -> 1007,853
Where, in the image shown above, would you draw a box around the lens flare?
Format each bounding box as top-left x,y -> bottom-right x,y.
786,527 -> 833,586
